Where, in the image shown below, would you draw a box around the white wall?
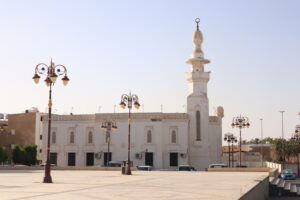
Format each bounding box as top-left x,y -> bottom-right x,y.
208,118 -> 222,164
42,114 -> 189,169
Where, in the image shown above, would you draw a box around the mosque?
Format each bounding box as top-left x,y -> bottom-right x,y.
41,20 -> 224,170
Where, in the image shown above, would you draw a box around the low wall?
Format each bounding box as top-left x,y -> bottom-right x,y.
239,176 -> 269,200
265,162 -> 300,175
265,161 -> 282,173
0,166 -> 137,171
207,167 -> 278,177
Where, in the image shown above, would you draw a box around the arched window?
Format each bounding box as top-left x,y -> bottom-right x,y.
51,131 -> 56,144
171,130 -> 177,143
147,130 -> 152,143
70,132 -> 75,144
196,110 -> 201,141
88,131 -> 93,144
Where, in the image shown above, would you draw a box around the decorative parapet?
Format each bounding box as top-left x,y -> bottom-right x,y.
44,114 -> 96,122
209,116 -> 220,123
97,113 -> 189,120
44,113 -> 189,122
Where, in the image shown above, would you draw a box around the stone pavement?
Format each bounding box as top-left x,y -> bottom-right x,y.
0,170 -> 268,200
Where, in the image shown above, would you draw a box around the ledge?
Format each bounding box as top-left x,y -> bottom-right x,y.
207,167 -> 278,177
0,166 -> 137,171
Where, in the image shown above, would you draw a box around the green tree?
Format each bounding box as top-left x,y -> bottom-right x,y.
0,146 -> 8,164
284,140 -> 294,162
262,137 -> 276,144
290,139 -> 300,175
12,145 -> 24,164
274,138 -> 286,163
23,145 -> 37,165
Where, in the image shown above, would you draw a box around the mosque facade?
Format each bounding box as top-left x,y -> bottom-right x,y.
41,20 -> 224,170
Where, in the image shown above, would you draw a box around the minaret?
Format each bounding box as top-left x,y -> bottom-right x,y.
186,18 -> 210,170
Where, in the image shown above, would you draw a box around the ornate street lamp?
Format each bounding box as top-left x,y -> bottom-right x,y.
120,92 -> 140,175
33,59 -> 69,183
224,133 -> 237,168
292,127 -> 300,176
231,116 -> 250,167
101,120 -> 117,166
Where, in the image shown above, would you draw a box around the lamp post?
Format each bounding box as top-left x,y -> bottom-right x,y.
260,118 -> 263,167
231,135 -> 238,167
279,111 -> 285,168
32,59 -> 69,183
120,92 -> 140,175
224,133 -> 237,167
292,127 -> 300,176
101,120 -> 117,166
231,116 -> 250,167
279,111 -> 285,138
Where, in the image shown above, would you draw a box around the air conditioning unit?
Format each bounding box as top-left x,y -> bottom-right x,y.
135,153 -> 142,159
180,153 -> 186,158
95,152 -> 102,159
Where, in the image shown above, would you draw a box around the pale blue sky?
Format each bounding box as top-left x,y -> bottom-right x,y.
0,0 -> 299,141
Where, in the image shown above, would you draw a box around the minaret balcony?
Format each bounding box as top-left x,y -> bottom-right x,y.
186,71 -> 210,82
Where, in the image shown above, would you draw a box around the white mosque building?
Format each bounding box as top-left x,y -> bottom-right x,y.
41,20 -> 224,171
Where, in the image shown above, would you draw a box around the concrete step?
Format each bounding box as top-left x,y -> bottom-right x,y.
278,179 -> 285,188
297,186 -> 300,195
284,182 -> 291,190
269,177 -> 276,184
291,184 -> 297,193
271,177 -> 281,185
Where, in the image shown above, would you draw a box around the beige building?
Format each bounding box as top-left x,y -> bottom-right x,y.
222,144 -> 273,167
0,111 -> 44,163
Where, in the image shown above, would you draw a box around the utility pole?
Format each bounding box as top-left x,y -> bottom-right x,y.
260,118 -> 263,167
279,110 -> 285,169
279,111 -> 285,138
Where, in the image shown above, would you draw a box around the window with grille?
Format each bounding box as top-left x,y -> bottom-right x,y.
147,130 -> 152,143
51,131 -> 56,144
70,131 -> 75,144
88,131 -> 93,144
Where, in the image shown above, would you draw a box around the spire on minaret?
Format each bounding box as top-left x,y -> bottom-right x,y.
186,18 -> 210,67
186,18 -> 211,95
192,18 -> 204,59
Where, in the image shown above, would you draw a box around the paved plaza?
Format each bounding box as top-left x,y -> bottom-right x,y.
0,170 -> 268,200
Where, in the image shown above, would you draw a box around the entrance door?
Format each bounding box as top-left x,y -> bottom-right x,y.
50,152 -> 57,165
86,152 -> 94,166
104,152 -> 112,166
68,152 -> 76,166
170,152 -> 178,167
145,152 -> 153,166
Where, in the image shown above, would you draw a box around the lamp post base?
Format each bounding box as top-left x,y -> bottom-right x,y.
43,176 -> 52,183
126,169 -> 132,175
126,164 -> 132,175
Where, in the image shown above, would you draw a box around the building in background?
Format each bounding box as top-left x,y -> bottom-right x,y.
0,110 -> 45,163
222,144 -> 273,167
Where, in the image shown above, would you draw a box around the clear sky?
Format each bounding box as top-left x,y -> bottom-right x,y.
0,0 -> 299,141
